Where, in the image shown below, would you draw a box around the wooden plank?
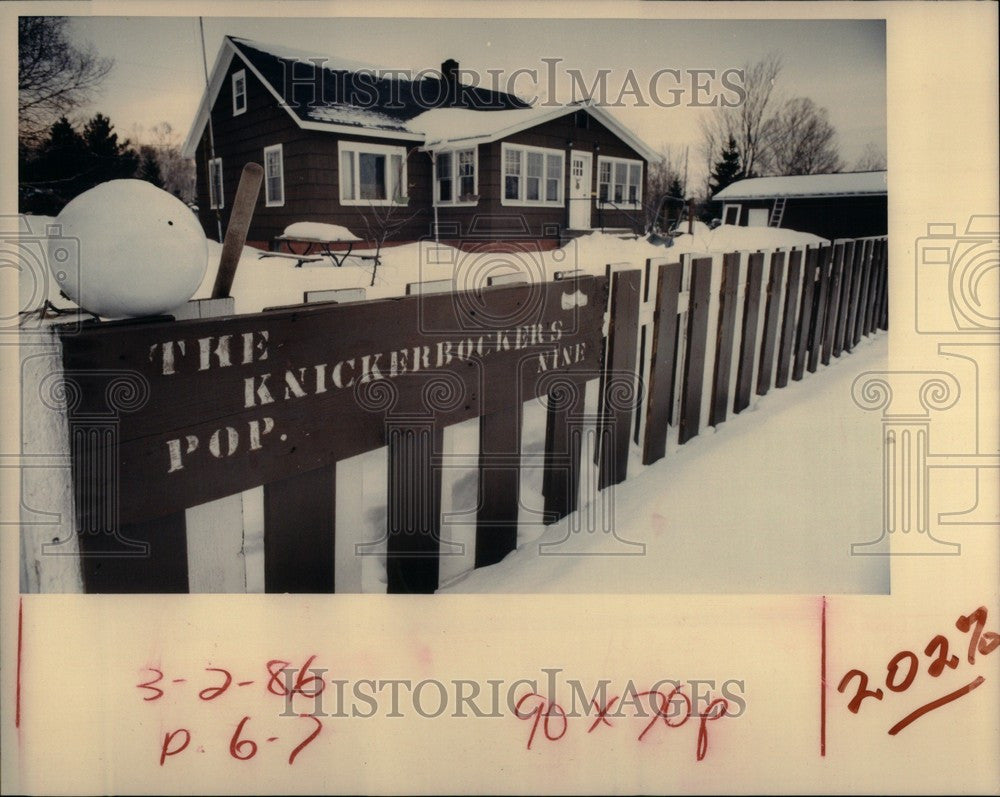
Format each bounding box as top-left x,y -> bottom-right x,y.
734,252 -> 766,413
58,277 -> 608,529
80,511 -> 189,593
263,464 -> 336,592
878,239 -> 890,330
852,240 -> 874,345
641,262 -> 682,465
304,287 -> 366,304
792,248 -> 818,381
775,249 -> 802,389
832,240 -> 856,356
386,423 -> 444,594
807,245 -> 832,373
867,239 -> 887,335
475,404 -> 521,568
756,251 -> 786,396
542,377 -> 586,522
678,257 -> 713,444
598,269 -> 642,489
406,278 -> 453,295
844,239 -> 867,352
709,252 -> 741,427
821,243 -> 845,365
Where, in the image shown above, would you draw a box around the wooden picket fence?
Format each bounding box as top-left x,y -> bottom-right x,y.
51,236 -> 888,594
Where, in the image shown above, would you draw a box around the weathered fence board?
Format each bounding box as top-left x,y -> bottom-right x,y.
678,257 -> 713,444
475,403 -> 522,567
807,245 -> 832,373
833,240 -> 856,357
264,464 -> 336,593
734,252 -> 766,413
641,262 -> 683,465
853,239 -> 874,346
821,242 -> 845,365
542,376 -> 587,523
775,249 -> 803,389
793,248 -> 818,381
756,251 -> 786,396
80,511 -> 189,593
710,253 -> 741,427
598,269 -> 642,489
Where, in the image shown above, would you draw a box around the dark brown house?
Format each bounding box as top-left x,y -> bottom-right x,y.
182,37 -> 660,250
712,171 -> 887,241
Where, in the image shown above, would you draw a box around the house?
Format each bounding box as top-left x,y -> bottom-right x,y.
182,37 -> 660,251
712,171 -> 887,241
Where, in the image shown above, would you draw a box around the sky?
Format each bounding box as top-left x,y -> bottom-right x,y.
65,16 -> 886,187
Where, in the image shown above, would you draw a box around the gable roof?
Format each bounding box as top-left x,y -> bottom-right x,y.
714,171 -> 888,201
183,37 -> 660,162
409,104 -> 660,162
183,36 -> 530,157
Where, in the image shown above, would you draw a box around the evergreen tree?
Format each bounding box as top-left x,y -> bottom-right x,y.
709,136 -> 742,196
82,113 -> 139,184
19,116 -> 89,214
137,145 -> 164,188
666,175 -> 685,199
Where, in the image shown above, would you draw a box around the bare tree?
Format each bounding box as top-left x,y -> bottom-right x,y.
854,141 -> 887,171
357,148 -> 423,286
766,97 -> 843,175
131,122 -> 196,201
19,17 -> 113,146
699,53 -> 783,179
642,145 -> 685,232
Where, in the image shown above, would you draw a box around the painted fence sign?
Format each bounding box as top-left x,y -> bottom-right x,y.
57,275 -> 611,592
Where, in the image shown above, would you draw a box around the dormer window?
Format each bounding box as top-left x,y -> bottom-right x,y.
232,69 -> 247,116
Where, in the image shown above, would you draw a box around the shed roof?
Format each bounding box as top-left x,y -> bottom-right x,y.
713,171 -> 887,200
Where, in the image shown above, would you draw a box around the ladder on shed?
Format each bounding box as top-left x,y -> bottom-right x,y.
769,197 -> 787,227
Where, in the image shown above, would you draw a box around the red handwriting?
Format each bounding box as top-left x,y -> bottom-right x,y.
515,687 -> 730,761
837,604 -> 997,735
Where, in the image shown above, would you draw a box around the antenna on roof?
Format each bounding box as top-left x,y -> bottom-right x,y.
199,17 -> 223,243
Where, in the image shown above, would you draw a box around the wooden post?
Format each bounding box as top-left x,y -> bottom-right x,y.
756,251 -> 786,396
475,404 -> 522,568
734,251 -> 765,413
775,249 -> 802,389
832,240 -> 856,356
852,239 -> 874,345
709,252 -> 740,427
212,162 -> 264,299
263,465 -> 336,593
386,421 -> 444,594
821,242 -> 845,365
793,247 -> 818,381
678,257 -> 713,443
542,376 -> 587,522
598,269 -> 641,489
807,245 -> 832,373
641,262 -> 682,465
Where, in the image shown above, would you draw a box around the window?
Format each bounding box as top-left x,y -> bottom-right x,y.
500,143 -> 563,206
263,144 -> 284,207
338,142 -> 407,206
208,157 -> 224,209
723,204 -> 740,225
597,156 -> 643,206
434,147 -> 477,205
232,69 -> 247,116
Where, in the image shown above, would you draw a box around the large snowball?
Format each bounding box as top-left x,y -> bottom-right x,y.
50,180 -> 208,318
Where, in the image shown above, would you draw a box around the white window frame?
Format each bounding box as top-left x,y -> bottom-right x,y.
500,142 -> 564,207
597,155 -> 643,207
263,144 -> 285,207
433,147 -> 479,207
338,141 -> 408,207
232,69 -> 247,116
722,203 -> 741,225
208,157 -> 224,209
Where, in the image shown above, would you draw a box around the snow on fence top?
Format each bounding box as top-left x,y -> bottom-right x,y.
713,171 -> 887,201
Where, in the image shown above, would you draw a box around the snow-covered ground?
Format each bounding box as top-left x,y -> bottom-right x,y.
19,211 -> 885,595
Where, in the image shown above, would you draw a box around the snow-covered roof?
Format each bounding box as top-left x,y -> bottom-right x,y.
713,171 -> 887,200
182,37 -> 660,163
408,104 -> 660,162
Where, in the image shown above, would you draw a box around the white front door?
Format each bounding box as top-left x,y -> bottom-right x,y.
568,152 -> 592,229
